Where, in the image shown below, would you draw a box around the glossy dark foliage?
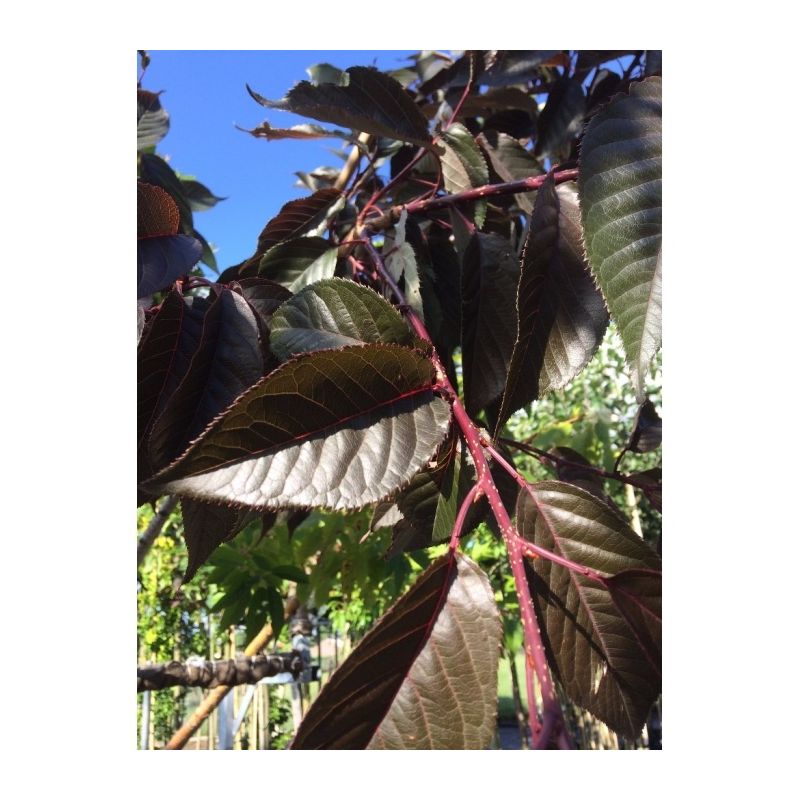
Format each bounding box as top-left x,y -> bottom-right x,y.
291,552 -> 501,749
518,482 -> 661,739
137,50 -> 662,749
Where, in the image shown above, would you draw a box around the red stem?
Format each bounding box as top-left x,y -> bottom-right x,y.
362,168 -> 579,232
448,484 -> 481,551
501,437 -> 659,492
363,239 -> 570,749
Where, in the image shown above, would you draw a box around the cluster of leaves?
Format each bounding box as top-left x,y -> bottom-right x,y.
137,49 -> 662,749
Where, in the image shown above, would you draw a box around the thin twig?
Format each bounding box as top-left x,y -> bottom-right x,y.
501,437 -> 659,492
362,169 -> 579,233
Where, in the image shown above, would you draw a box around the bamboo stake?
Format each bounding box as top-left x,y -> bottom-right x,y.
164,596 -> 298,750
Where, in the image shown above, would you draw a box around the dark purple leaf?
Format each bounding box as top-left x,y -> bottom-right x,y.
257,188 -> 342,252
146,344 -> 452,512
148,288 -> 263,469
517,480 -> 661,739
535,77 -> 586,160
495,177 -> 608,432
460,232 -> 519,416
137,236 -> 202,299
291,552 -> 501,749
181,499 -> 262,583
249,67 -> 433,149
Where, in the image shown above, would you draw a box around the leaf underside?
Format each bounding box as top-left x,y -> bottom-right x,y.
257,189 -> 342,252
291,552 -> 501,749
148,344 -> 452,512
579,77 -> 662,401
517,480 -> 661,739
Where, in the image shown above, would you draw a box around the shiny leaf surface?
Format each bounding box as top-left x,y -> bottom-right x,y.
579,77 -> 662,400
270,278 -> 414,361
291,552 -> 501,749
495,178 -> 608,432
517,481 -> 661,739
148,344 -> 452,511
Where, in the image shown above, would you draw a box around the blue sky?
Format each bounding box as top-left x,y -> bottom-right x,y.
141,51 -> 414,273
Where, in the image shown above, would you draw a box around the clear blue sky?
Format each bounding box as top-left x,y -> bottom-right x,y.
141,51 -> 415,274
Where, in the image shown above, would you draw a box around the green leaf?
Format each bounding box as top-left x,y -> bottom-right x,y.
270,278 -> 414,361
306,63 -> 347,85
248,67 -> 433,150
269,565 -> 308,584
180,178 -> 225,212
258,237 -> 338,292
194,230 -> 218,272
267,586 -> 285,636
516,480 -> 661,739
495,178 -> 608,432
291,552 -> 501,749
218,590 -> 251,630
137,89 -> 169,151
146,344 -> 452,512
579,77 -> 662,401
180,499 -> 260,583
460,232 -> 519,416
440,123 -> 489,227
535,77 -> 586,160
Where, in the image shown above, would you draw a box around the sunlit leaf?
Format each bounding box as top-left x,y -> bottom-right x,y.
258,237 -> 338,292
147,344 -> 452,512
440,123 -> 489,227
517,480 -> 661,739
257,189 -> 342,252
270,278 -> 414,361
137,89 -> 169,151
495,178 -> 608,432
291,552 -> 501,749
579,77 -> 662,401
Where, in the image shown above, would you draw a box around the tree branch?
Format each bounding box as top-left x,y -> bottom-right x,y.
164,595 -> 299,750
363,240 -> 571,749
362,168 -> 579,233
138,652 -> 302,692
500,437 -> 661,492
137,495 -> 178,566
